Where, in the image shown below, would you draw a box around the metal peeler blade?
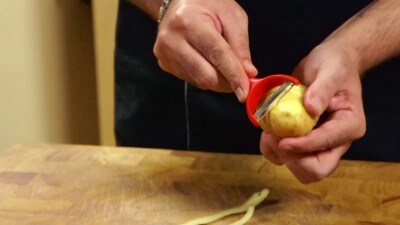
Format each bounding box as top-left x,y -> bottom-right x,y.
254,81 -> 294,122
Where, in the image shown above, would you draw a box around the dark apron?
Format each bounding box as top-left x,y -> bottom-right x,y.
114,0 -> 400,162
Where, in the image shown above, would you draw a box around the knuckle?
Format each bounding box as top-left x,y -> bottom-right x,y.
157,60 -> 169,72
154,32 -> 171,58
194,75 -> 217,90
170,7 -> 193,30
350,113 -> 366,141
228,76 -> 241,88
302,171 -> 327,184
334,67 -> 349,83
323,138 -> 335,150
312,170 -> 330,182
293,164 -> 331,184
155,31 -> 170,48
298,177 -> 313,185
260,148 -> 284,166
182,58 -> 218,90
232,34 -> 250,53
354,123 -> 366,140
153,44 -> 162,59
312,163 -> 337,182
208,47 -> 228,68
289,167 -> 316,184
184,60 -> 203,79
233,7 -> 248,22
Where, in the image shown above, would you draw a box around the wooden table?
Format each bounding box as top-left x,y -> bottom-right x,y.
0,144 -> 399,225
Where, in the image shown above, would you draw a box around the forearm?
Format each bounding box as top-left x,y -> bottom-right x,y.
325,0 -> 400,73
128,0 -> 163,20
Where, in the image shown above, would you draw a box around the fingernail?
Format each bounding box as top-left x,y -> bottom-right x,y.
235,87 -> 245,102
309,96 -> 322,116
243,60 -> 258,77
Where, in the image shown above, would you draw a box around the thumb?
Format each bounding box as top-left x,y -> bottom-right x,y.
303,69 -> 341,117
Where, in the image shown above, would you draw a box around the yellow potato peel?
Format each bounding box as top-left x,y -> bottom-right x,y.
179,188 -> 269,225
230,206 -> 255,225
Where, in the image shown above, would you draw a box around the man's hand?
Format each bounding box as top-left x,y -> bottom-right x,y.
153,0 -> 258,102
260,40 -> 366,184
260,0 -> 400,184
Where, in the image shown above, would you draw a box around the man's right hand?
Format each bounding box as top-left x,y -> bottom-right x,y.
153,0 -> 257,102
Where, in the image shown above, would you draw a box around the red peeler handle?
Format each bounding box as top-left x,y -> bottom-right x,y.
246,74 -> 300,126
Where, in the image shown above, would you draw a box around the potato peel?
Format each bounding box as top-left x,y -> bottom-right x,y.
179,188 -> 269,225
229,206 -> 255,225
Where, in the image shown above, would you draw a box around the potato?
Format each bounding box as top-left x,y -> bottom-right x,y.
258,84 -> 319,138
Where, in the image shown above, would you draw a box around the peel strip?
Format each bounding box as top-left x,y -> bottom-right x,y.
179,188 -> 269,225
229,206 -> 255,225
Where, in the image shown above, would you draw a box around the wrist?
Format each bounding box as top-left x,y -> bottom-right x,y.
321,37 -> 363,75
128,0 -> 164,20
158,0 -> 173,28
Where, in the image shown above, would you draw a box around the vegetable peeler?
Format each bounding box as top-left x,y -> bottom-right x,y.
246,74 -> 300,126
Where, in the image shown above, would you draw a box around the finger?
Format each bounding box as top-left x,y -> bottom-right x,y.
156,45 -> 201,88
157,54 -> 198,83
285,143 -> 350,184
155,32 -> 231,92
260,132 -> 285,166
279,88 -> 366,153
218,11 -> 258,77
179,42 -> 231,92
278,111 -> 359,153
186,23 -> 250,102
157,60 -> 182,80
158,58 -> 205,89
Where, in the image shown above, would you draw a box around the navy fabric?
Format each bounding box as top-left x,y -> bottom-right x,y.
114,0 -> 400,161
114,4 -> 187,149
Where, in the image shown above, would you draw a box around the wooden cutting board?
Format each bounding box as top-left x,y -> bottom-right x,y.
0,143 -> 399,225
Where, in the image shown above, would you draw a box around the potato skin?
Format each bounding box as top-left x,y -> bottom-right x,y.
258,85 -> 319,138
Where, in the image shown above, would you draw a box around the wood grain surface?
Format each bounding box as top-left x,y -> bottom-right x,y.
0,144 -> 399,225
